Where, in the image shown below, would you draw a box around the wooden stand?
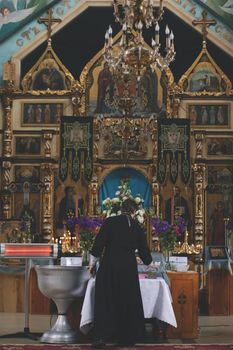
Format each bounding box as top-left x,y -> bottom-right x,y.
0,267 -> 50,314
207,269 -> 230,316
0,271 -> 24,312
166,271 -> 199,339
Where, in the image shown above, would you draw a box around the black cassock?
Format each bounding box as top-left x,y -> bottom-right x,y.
90,214 -> 152,344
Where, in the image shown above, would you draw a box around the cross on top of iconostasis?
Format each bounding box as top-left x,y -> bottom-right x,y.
192,11 -> 216,47
38,8 -> 61,41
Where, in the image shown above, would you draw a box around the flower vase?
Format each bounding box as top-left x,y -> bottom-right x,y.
82,250 -> 89,266
162,249 -> 170,263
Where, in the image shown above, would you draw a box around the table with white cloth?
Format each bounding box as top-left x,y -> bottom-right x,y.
80,276 -> 177,335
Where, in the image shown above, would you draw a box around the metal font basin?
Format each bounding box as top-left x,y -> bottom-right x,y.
35,265 -> 89,343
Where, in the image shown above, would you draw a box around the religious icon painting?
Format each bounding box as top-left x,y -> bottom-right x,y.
21,102 -> 64,125
14,166 -> 40,183
13,192 -> 41,235
206,165 -> 233,245
206,137 -> 233,157
15,136 -> 41,156
80,45 -> 172,117
187,103 -> 230,127
209,246 -> 228,259
206,191 -> 233,246
187,63 -> 222,93
207,165 -> 233,188
0,220 -> 21,243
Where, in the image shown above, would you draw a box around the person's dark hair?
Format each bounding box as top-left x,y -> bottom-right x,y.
121,198 -> 138,215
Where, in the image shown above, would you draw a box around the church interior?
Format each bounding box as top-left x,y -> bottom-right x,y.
0,0 -> 233,346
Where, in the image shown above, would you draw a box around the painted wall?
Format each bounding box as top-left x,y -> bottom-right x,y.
0,0 -> 233,85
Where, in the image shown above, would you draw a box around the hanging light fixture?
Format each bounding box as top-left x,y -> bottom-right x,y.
104,0 -> 175,80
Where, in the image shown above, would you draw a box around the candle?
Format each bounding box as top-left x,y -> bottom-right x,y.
171,187 -> 175,224
75,193 -> 79,217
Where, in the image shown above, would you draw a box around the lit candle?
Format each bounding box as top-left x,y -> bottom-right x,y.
155,22 -> 160,45
165,25 -> 170,48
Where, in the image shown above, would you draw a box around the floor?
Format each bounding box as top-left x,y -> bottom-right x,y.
0,313 -> 233,345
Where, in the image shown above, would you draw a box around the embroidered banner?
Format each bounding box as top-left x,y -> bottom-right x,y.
157,118 -> 190,184
60,116 -> 93,182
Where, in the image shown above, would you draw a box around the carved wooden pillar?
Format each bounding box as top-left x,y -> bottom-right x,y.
42,131 -> 53,158
41,164 -> 54,241
194,132 -> 205,160
89,175 -> 99,216
151,177 -> 160,217
1,93 -> 13,218
71,88 -> 83,116
193,132 -> 206,246
193,164 -> 206,246
171,97 -> 181,118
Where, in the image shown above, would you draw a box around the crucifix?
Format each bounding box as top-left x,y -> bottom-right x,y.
38,8 -> 61,40
192,11 -> 216,44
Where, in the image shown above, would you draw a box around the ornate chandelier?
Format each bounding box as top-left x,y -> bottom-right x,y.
104,0 -> 175,79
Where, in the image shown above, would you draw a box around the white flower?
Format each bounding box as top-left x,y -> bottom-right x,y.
122,196 -> 128,201
137,215 -> 144,224
110,213 -> 116,216
102,210 -> 107,215
115,191 -> 120,196
134,197 -> 141,204
111,197 -> 120,204
103,197 -> 111,205
117,210 -> 122,215
137,208 -> 145,216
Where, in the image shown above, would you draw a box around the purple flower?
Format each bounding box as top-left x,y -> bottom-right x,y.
19,221 -> 26,232
67,216 -> 103,233
151,216 -> 186,251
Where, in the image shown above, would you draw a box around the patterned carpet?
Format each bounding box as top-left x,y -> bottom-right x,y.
0,344 -> 233,350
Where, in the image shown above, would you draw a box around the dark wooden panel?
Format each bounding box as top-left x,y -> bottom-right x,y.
207,269 -> 230,316
166,271 -> 199,339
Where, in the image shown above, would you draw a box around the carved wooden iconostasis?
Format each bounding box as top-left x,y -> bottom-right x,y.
0,9 -> 233,262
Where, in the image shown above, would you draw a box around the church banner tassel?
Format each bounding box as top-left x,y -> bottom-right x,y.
158,156 -> 166,183
170,156 -> 178,183
72,151 -> 80,182
85,151 -> 92,182
60,150 -> 68,181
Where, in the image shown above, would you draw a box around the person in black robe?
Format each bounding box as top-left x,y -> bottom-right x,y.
89,198 -> 152,347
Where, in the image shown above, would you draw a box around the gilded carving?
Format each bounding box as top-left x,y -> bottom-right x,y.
178,44 -> 232,96
21,41 -> 78,96
2,161 -> 12,190
41,164 -> 54,241
43,132 -> 53,158
89,175 -> 99,216
1,193 -> 11,219
193,163 -> 206,244
194,132 -> 205,159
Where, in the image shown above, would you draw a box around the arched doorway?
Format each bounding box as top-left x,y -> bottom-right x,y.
99,167 -> 151,209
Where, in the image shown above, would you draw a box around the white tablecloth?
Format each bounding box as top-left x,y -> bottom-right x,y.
80,277 -> 177,334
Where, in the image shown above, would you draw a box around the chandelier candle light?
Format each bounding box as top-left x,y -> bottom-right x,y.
104,0 -> 175,80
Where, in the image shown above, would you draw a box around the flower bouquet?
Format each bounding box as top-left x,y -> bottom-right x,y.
67,216 -> 103,262
151,216 -> 186,256
102,179 -> 145,225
